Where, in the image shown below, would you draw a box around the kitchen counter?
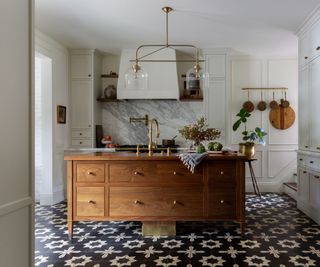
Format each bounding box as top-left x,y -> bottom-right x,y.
65,151 -> 247,237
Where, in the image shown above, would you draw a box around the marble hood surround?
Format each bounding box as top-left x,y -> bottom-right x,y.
117,48 -> 180,99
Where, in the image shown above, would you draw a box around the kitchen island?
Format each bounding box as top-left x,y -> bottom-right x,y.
64,152 -> 247,237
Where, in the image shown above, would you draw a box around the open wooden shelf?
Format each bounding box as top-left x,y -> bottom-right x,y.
101,74 -> 119,78
97,97 -> 119,102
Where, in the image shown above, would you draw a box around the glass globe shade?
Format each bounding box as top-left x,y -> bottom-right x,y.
125,65 -> 148,90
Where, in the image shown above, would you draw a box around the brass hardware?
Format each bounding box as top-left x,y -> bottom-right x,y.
129,7 -> 204,75
315,175 -> 320,179
134,171 -> 139,175
173,200 -> 177,205
136,145 -> 140,156
148,118 -> 160,156
134,200 -> 142,205
88,200 -> 95,204
220,171 -> 224,175
173,171 -> 177,175
220,200 -> 224,204
87,171 -> 93,175
167,147 -> 171,156
129,114 -> 149,126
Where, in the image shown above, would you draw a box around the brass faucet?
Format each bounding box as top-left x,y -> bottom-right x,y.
148,118 -> 160,156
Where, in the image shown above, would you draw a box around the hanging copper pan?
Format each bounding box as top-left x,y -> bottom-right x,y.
280,91 -> 290,108
242,91 -> 255,112
257,91 -> 267,111
269,92 -> 278,109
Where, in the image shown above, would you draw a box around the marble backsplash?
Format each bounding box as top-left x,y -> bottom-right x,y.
102,100 -> 204,147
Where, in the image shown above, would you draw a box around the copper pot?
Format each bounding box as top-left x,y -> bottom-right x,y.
243,91 -> 255,112
257,91 -> 267,111
269,92 -> 278,109
280,91 -> 290,108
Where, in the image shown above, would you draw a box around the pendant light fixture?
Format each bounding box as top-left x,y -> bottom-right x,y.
125,7 -> 208,90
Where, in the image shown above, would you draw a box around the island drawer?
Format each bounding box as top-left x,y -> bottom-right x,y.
109,186 -> 204,217
109,161 -> 203,184
208,161 -> 236,185
75,162 -> 106,183
208,190 -> 236,218
75,186 -> 105,217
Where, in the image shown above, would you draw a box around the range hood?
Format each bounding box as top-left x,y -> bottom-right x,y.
117,48 -> 180,100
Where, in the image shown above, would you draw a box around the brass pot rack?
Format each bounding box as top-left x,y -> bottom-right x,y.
242,87 -> 288,91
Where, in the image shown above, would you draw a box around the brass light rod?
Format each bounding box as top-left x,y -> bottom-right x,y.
130,59 -> 205,62
242,87 -> 288,91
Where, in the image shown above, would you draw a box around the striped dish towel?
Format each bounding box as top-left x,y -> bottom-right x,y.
179,152 -> 208,173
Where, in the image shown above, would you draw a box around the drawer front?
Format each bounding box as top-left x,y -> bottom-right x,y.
71,139 -> 92,147
306,156 -> 320,171
109,162 -> 203,184
72,130 -> 92,138
297,154 -> 307,167
208,190 -> 236,218
208,162 -> 236,185
76,186 -> 105,217
109,187 -> 203,217
76,163 -> 105,182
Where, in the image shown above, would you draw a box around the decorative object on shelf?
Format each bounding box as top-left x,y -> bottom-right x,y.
233,108 -> 267,157
179,117 -> 221,151
269,106 -> 295,130
125,6 -> 208,90
104,85 -> 117,99
207,142 -> 223,151
57,105 -> 66,124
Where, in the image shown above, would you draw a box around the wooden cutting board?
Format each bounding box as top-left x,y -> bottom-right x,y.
269,106 -> 295,130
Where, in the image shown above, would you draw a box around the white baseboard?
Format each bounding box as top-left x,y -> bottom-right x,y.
246,181 -> 284,193
39,189 -> 65,205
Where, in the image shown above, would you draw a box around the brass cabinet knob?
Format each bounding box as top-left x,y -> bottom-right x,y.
134,200 -> 142,205
173,200 -> 177,205
173,171 -> 177,175
88,74 -> 92,77
79,133 -> 82,136
220,171 -> 224,175
220,200 -> 224,204
87,171 -> 93,175
80,142 -> 82,144
315,175 -> 320,179
88,200 -> 96,204
134,171 -> 139,175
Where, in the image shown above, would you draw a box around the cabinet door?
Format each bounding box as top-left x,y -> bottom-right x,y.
71,54 -> 93,79
309,57 -> 320,151
299,33 -> 310,66
310,20 -> 320,59
71,80 -> 92,129
298,66 -> 309,150
298,168 -> 309,204
309,174 -> 320,209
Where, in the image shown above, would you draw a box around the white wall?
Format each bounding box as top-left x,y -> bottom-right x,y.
0,0 -> 33,266
229,56 -> 298,192
35,30 -> 69,204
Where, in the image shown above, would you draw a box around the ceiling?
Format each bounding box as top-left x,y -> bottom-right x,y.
35,0 -> 320,56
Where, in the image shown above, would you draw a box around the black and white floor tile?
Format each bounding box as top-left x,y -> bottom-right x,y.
35,194 -> 320,266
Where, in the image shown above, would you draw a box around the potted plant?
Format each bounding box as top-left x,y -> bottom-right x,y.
179,117 -> 221,153
232,108 -> 267,157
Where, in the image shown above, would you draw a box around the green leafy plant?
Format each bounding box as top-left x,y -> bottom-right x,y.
179,117 -> 221,146
233,108 -> 267,145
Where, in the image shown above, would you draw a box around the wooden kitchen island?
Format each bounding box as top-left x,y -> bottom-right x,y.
64,152 -> 247,237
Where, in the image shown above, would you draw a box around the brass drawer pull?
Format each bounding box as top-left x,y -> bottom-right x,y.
87,171 -> 94,175
220,171 -> 224,175
173,171 -> 177,175
134,171 -> 139,175
173,200 -> 182,206
134,200 -> 142,205
220,200 -> 224,204
88,200 -> 96,204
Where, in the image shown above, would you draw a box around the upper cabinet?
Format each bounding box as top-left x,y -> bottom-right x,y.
69,49 -> 102,148
310,20 -> 320,60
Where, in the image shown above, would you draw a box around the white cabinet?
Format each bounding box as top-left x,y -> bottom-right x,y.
310,173 -> 320,209
203,52 -> 227,144
309,56 -> 320,151
298,168 -> 309,204
71,54 -> 93,79
70,80 -> 92,129
310,20 -> 320,60
299,33 -> 310,67
298,66 -> 309,150
69,49 -> 101,148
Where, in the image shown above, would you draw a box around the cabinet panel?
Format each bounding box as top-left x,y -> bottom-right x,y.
71,54 -> 92,79
205,54 -> 226,78
208,190 -> 236,218
71,139 -> 93,147
76,163 -> 105,183
298,168 -> 309,204
208,161 -> 236,185
309,57 -> 320,150
298,67 -> 309,150
310,174 -> 320,208
70,80 -> 92,129
310,20 -> 320,59
109,187 -> 204,217
76,186 -> 105,217
299,33 -> 310,66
